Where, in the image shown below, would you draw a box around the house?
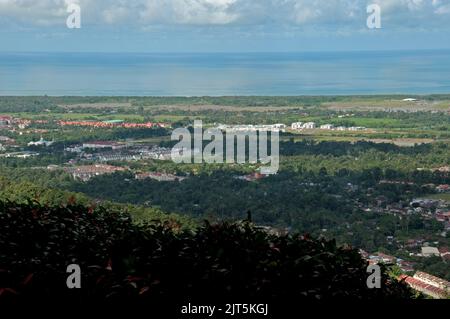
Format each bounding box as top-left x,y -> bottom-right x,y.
402,98 -> 418,102
377,252 -> 397,264
291,122 -> 303,130
59,120 -> 168,129
65,145 -> 83,153
436,184 -> 449,193
358,249 -> 369,259
135,172 -> 186,182
1,151 -> 39,158
439,247 -> 450,261
414,271 -> 450,292
82,141 -> 125,150
397,260 -> 415,273
0,115 -> 12,126
0,136 -> 15,144
320,124 -> 334,130
421,246 -> 440,257
348,126 -> 367,131
28,137 -> 54,147
435,211 -> 450,222
399,274 -> 448,299
237,172 -> 269,182
302,122 -> 316,129
65,164 -> 127,182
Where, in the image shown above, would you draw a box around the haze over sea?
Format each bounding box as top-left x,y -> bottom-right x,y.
1,50 -> 450,96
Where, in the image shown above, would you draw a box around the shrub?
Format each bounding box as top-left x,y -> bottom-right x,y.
0,201 -> 414,303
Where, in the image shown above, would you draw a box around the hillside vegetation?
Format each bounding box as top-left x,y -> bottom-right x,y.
0,201 -> 414,302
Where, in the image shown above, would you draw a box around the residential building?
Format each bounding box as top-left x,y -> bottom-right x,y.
414,271 -> 450,292
135,172 -> 186,182
302,122 -> 316,129
399,274 -> 448,299
82,141 -> 125,150
27,137 -> 54,147
291,122 -> 303,130
421,246 -> 440,257
320,124 -> 334,130
65,164 -> 127,182
0,116 -> 12,126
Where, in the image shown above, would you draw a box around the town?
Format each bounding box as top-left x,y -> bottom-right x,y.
1,95 -> 450,298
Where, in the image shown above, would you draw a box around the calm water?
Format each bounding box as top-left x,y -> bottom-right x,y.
0,51 -> 450,96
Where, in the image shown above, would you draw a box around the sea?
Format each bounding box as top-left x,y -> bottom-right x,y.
0,50 -> 450,96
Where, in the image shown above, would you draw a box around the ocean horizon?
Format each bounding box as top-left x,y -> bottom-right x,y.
1,50 -> 450,96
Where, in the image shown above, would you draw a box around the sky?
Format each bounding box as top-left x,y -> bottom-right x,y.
0,0 -> 450,52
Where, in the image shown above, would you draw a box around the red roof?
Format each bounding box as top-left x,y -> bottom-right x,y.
400,275 -> 448,298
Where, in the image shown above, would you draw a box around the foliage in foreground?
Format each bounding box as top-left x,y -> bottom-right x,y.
0,201 -> 415,302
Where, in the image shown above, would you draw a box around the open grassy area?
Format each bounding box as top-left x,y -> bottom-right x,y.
425,193 -> 450,201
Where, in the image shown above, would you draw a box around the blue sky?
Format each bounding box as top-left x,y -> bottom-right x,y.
1,0 -> 450,52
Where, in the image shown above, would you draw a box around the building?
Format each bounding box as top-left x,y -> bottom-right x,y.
217,124 -> 286,133
302,122 -> 316,129
421,246 -> 440,257
291,122 -> 303,130
236,172 -> 269,182
397,260 -> 415,273
0,151 -> 39,158
379,253 -> 396,263
0,136 -> 15,144
0,116 -> 12,126
27,137 -> 54,147
348,126 -> 367,131
414,271 -> 450,292
437,184 -> 450,193
59,120 -> 169,129
135,172 -> 186,182
65,145 -> 83,153
438,247 -> 450,261
82,141 -> 125,150
402,98 -> 418,102
320,124 -> 334,130
399,274 -> 448,299
65,164 -> 127,182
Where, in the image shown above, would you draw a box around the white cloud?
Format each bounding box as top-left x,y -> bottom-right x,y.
0,0 -> 449,29
139,0 -> 239,25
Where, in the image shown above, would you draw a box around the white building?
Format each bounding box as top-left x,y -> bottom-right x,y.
320,124 -> 334,130
291,122 -> 303,130
302,122 -> 316,129
82,141 -> 125,150
28,137 -> 54,147
348,126 -> 367,131
219,124 -> 286,133
421,246 -> 440,257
